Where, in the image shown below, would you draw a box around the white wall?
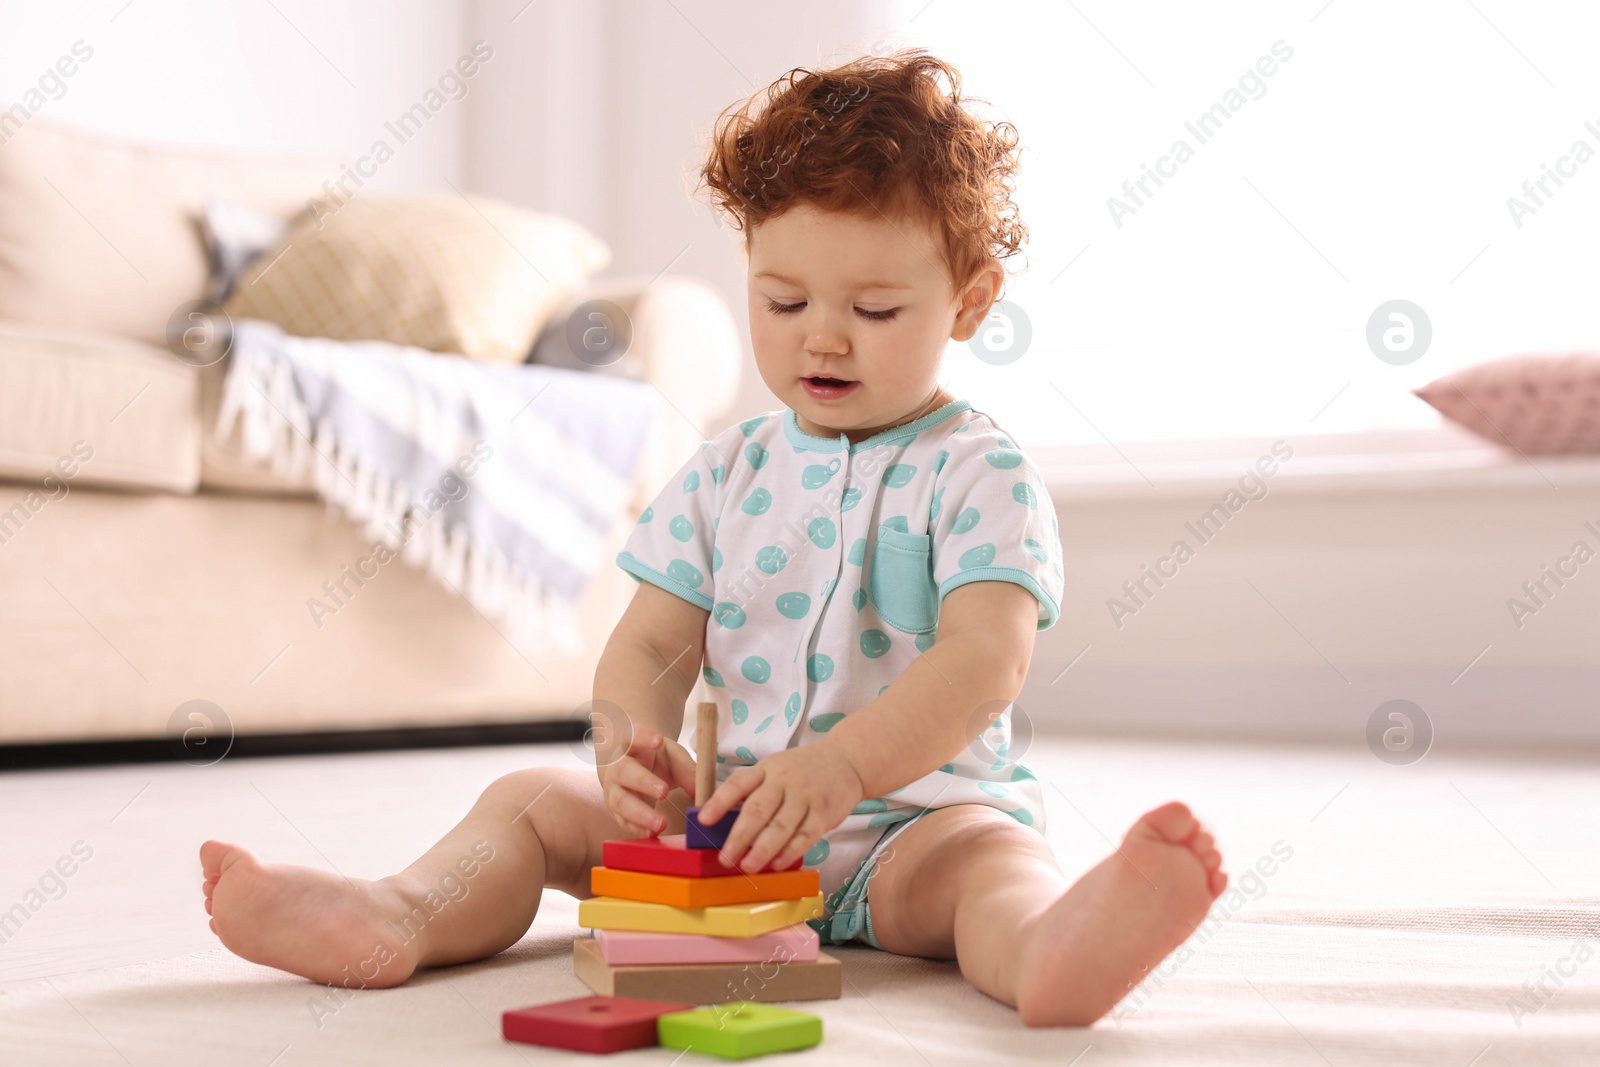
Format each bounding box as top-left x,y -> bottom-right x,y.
0,0 -> 472,190
1026,475 -> 1600,747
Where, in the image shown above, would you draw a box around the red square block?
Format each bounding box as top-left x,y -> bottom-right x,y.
502,994 -> 694,1054
603,833 -> 802,878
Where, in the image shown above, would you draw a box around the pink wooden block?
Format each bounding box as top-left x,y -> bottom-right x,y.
595,924 -> 821,966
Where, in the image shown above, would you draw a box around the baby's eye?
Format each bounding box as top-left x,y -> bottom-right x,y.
762,298 -> 898,322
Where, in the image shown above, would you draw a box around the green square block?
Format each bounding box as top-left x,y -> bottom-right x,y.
657,1002 -> 822,1060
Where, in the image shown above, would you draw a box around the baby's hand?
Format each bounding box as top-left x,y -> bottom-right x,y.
597,725 -> 697,837
696,744 -> 866,874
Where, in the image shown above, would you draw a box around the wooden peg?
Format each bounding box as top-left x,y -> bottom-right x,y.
695,701 -> 717,805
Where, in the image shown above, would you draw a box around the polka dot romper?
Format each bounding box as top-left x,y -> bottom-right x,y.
616,398 -> 1065,945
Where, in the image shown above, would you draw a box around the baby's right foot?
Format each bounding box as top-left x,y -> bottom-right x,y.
201,840 -> 421,988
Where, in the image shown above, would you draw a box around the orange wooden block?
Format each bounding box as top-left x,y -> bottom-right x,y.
590,866 -> 820,908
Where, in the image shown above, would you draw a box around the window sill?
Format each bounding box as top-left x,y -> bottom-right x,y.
1033,423 -> 1600,502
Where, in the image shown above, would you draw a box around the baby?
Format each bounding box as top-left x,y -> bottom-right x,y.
201,48 -> 1227,1028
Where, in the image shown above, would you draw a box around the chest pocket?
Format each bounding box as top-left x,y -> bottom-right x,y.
867,527 -> 938,634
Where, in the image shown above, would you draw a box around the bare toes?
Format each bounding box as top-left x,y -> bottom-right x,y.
1138,801 -> 1197,845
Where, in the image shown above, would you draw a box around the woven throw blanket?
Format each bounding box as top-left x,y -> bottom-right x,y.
216,319 -> 658,655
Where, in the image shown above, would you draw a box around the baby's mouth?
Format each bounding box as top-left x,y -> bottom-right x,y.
805,376 -> 853,387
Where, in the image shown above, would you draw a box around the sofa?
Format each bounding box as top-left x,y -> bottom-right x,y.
0,120 -> 741,747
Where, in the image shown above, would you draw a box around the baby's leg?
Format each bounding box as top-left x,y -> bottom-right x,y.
864,801 -> 1226,1027
202,767 -> 685,987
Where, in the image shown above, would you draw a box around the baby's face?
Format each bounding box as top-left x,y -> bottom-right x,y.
746,203 -> 997,442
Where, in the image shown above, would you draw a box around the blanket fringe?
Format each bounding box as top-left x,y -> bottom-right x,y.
217,349 -> 584,658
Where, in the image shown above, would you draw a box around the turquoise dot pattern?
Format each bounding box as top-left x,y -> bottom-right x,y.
615,407 -> 1056,872
881,463 -> 916,487
776,592 -> 811,619
959,543 -> 997,569
802,461 -> 840,489
666,559 -> 703,587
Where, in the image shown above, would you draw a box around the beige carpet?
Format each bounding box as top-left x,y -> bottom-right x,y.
1,736 -> 1596,1065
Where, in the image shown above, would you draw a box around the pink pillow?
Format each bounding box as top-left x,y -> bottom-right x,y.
1414,352 -> 1600,454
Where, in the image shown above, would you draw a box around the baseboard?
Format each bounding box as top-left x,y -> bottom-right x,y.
0,719 -> 590,771
1022,662 -> 1600,749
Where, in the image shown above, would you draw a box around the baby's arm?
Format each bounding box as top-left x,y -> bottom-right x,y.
699,579 -> 1040,872
591,581 -> 711,836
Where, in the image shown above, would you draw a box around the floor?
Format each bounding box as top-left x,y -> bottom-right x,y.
1,735 -> 1596,1065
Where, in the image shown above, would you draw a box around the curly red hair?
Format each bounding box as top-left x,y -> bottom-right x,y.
697,48 -> 1027,300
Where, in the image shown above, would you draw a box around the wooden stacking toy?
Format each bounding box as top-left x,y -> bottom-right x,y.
573,701 -> 840,1004
504,704 -> 829,1057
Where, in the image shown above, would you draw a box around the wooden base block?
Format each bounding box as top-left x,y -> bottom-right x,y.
572,937 -> 842,1004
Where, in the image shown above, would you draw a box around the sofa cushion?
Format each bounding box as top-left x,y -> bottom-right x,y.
0,322 -> 199,493
223,193 -> 611,363
0,118 -> 335,347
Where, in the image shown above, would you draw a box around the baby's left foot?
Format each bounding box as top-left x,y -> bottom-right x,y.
1013,801 -> 1226,1027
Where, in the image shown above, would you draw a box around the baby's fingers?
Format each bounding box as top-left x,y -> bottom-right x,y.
738,799 -> 808,874
716,779 -> 782,869
605,779 -> 666,836
610,755 -> 669,804
658,737 -> 700,798
698,765 -> 763,825
772,812 -> 828,869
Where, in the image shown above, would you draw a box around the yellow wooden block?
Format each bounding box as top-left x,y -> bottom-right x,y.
590,866 -> 820,908
578,894 -> 825,938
